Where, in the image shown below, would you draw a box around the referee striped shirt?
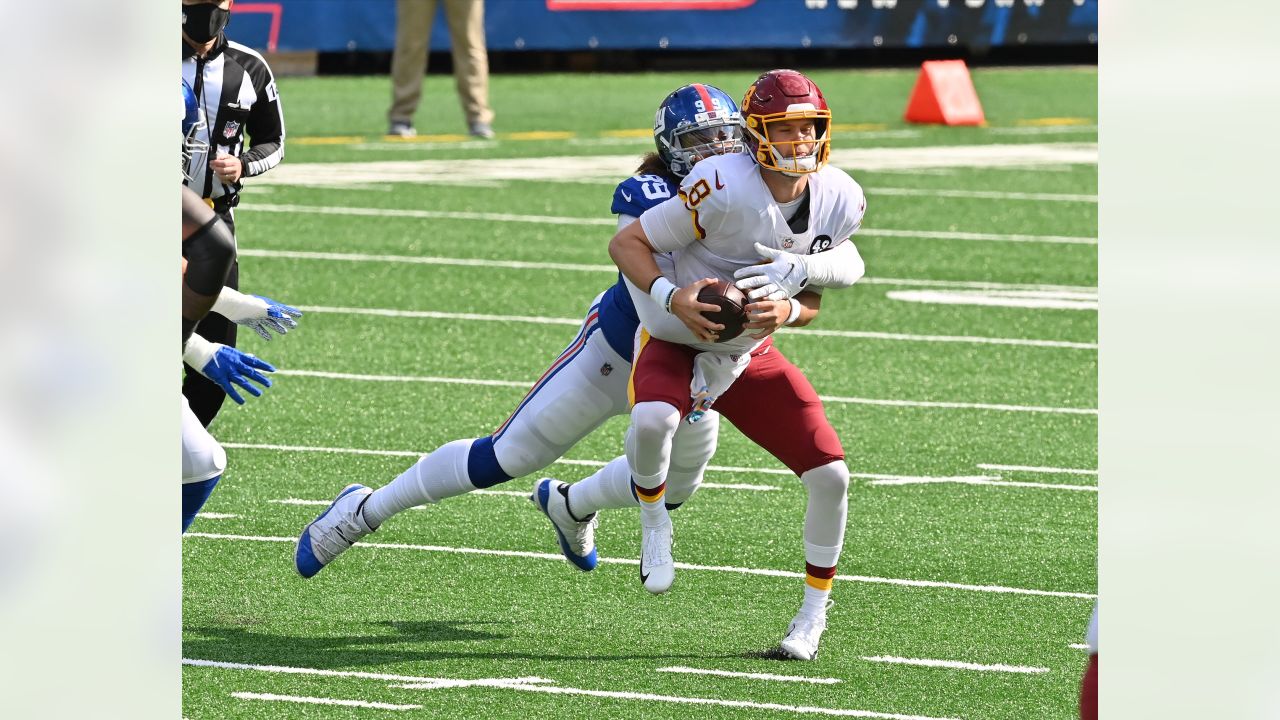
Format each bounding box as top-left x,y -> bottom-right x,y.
182,35 -> 285,205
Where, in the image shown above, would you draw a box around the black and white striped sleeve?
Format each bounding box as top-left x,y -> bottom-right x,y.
239,53 -> 285,178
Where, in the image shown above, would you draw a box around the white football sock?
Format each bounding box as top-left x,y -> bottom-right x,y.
362,438 -> 475,527
567,455 -> 635,516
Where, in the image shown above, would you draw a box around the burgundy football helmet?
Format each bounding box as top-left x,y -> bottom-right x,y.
740,69 -> 832,176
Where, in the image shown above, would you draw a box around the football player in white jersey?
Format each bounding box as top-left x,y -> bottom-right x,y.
590,69 -> 869,660
293,84 -> 752,578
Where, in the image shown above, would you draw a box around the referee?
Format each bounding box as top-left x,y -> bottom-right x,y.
182,0 -> 285,426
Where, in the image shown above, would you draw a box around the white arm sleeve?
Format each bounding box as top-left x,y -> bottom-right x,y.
800,240 -> 865,289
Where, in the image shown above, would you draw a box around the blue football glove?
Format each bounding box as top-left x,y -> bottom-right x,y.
212,287 -> 303,341
183,335 -> 276,405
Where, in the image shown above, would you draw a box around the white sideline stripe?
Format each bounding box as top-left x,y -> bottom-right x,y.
195,512 -> 239,519
184,533 -> 1096,599
295,305 -> 1096,350
240,248 -> 1095,293
859,656 -> 1049,674
230,692 -> 421,711
979,463 -> 1098,476
222,442 -> 794,478
391,680 -> 955,720
657,666 -> 840,684
239,203 -> 1092,245
871,187 -> 1097,203
269,368 -> 1098,416
868,477 -> 1098,492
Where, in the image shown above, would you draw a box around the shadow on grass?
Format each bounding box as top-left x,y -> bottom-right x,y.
182,619 -> 739,667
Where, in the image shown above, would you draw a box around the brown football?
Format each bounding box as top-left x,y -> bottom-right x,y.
696,279 -> 749,343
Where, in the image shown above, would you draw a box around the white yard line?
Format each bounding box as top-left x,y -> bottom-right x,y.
391,679 -> 958,720
239,202 -> 1093,245
269,368 -> 1098,416
656,666 -> 841,684
184,532 -> 1096,599
251,142 -> 1095,188
870,187 -> 1096,203
1069,643 -> 1091,651
978,463 -> 1098,476
230,692 -> 421,711
867,477 -> 1097,492
239,248 -> 1096,294
194,512 -> 239,520
185,657 -> 509,684
294,305 -> 1096,350
887,289 -> 1098,311
859,656 -> 1049,674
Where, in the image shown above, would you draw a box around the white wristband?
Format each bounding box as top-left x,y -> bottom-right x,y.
648,277 -> 678,314
211,287 -> 263,322
784,297 -> 803,326
183,333 -> 216,369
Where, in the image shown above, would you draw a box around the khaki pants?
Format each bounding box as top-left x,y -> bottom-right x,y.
388,0 -> 493,127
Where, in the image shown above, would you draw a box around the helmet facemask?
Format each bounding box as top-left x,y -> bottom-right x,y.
668,120 -> 744,175
182,119 -> 209,183
744,108 -> 831,177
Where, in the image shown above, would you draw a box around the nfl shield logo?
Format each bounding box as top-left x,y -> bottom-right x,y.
782,237 -> 795,249
222,120 -> 240,139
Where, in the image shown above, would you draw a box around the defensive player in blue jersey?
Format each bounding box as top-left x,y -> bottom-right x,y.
295,84 -> 756,576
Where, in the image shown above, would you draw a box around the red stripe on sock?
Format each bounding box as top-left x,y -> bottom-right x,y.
805,563 -> 837,580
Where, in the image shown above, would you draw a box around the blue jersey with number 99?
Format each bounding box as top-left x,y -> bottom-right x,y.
595,173 -> 677,359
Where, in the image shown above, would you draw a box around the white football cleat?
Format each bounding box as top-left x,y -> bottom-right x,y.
639,519 -> 675,594
531,478 -> 598,571
295,484 -> 375,578
779,608 -> 829,661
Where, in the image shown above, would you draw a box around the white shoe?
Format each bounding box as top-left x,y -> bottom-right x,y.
639,520 -> 675,594
779,607 -> 830,660
531,478 -> 598,571
295,484 -> 375,578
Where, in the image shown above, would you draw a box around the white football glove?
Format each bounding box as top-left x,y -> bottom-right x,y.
733,242 -> 808,301
212,287 -> 303,341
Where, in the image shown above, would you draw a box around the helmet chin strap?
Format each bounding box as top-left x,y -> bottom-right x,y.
769,145 -> 819,177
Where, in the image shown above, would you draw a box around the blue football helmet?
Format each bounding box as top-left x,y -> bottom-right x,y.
654,83 -> 744,177
182,80 -> 208,183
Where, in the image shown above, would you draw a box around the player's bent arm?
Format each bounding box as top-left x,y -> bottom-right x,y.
608,219 -> 668,302
182,190 -> 236,344
787,290 -> 822,328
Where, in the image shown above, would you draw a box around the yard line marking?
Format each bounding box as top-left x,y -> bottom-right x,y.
987,124 -> 1098,135
185,657 -> 482,684
657,666 -> 841,684
859,656 -> 1050,674
392,679 -> 956,720
223,442 -> 423,458
251,142 -> 1095,188
195,512 -> 239,519
978,463 -> 1098,476
867,477 -> 1097,492
887,289 -> 1098,311
184,533 -> 1096,599
870,187 -> 1097,203
240,202 -> 1093,245
230,692 -> 421,711
270,368 -> 1098,416
1069,643 -> 1091,651
294,305 -> 1096,350
223,442 -> 794,478
240,248 -> 1096,293
700,482 -> 779,491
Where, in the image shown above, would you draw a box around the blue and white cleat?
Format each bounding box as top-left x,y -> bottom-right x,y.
295,483 -> 375,578
531,478 -> 598,571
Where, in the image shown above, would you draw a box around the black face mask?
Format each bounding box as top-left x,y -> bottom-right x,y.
183,3 -> 230,44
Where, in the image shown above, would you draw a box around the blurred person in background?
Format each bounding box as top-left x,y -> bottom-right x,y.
1080,602 -> 1098,719
182,0 -> 287,427
388,0 -> 494,139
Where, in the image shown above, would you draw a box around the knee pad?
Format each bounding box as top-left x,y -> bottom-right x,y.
800,460 -> 850,502
629,401 -> 680,444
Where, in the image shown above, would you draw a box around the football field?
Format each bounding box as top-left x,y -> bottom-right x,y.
182,66 -> 1098,719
